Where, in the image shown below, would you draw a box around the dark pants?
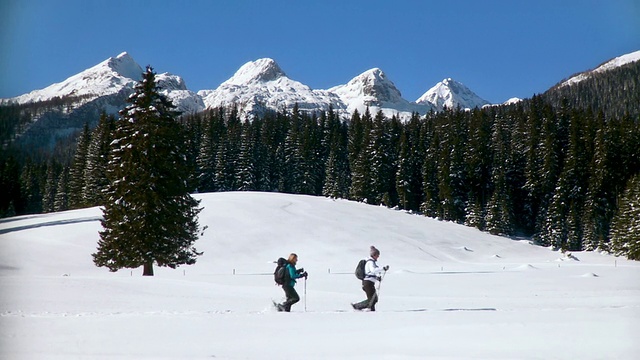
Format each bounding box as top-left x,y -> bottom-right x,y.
353,280 -> 378,311
281,285 -> 300,312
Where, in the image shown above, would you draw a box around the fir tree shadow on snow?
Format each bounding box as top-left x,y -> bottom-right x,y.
0,217 -> 101,235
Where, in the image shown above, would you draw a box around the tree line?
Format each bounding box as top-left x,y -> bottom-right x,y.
2,93 -> 638,259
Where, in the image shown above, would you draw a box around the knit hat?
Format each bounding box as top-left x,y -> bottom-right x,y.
370,246 -> 380,257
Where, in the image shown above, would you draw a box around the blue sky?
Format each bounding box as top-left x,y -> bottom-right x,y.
1,0 -> 638,103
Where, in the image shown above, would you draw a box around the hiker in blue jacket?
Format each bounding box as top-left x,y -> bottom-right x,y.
276,253 -> 308,312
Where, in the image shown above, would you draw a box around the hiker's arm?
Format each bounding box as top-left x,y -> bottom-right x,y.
366,262 -> 389,276
288,265 -> 302,279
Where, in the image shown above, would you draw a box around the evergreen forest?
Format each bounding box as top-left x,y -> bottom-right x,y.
1,61 -> 639,260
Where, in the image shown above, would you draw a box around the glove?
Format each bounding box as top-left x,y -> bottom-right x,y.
296,268 -> 305,274
383,265 -> 389,271
302,271 -> 308,279
376,276 -> 382,282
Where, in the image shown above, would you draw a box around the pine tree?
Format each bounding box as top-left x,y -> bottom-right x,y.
53,166 -> 70,212
539,108 -> 589,250
236,121 -> 256,191
19,159 -> 43,214
0,156 -> 22,217
532,102 -> 562,246
400,113 -> 425,212
68,123 -> 91,208
465,109 -> 492,229
421,114 -> 440,217
195,112 -> 219,193
581,112 -> 611,251
298,112 -> 323,195
485,113 -> 514,235
396,129 -> 412,210
523,96 -> 548,233
83,113 -> 115,207
435,109 -> 468,222
281,108 -> 303,194
93,66 -> 202,276
609,174 -> 640,260
368,110 -> 394,206
349,109 -> 373,203
323,118 -> 350,198
225,106 -> 242,190
42,161 -> 59,213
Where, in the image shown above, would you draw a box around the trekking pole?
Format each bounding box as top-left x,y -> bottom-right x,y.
376,270 -> 387,300
368,270 -> 387,309
304,276 -> 308,312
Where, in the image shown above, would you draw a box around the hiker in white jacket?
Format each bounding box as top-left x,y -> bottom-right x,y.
352,246 -> 389,311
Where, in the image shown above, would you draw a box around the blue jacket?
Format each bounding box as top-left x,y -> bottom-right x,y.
285,263 -> 304,287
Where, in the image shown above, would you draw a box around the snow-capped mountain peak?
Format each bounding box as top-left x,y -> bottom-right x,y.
200,57 -> 344,117
330,67 -> 405,105
106,52 -> 144,81
325,68 -> 433,119
2,52 -> 144,105
223,58 -> 286,86
1,52 -> 205,114
416,78 -> 489,111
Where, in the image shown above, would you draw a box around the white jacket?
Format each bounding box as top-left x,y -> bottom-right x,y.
364,258 -> 386,283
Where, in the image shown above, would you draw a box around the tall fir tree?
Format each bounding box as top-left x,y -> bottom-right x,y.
485,113 -> 514,235
532,101 -> 562,246
581,112 -> 611,251
368,110 -> 394,206
609,174 -> 640,260
322,119 -> 350,199
236,121 -> 256,191
464,109 -> 492,230
19,159 -> 43,214
195,112 -> 218,193
42,161 -> 59,213
83,113 -> 115,207
349,109 -> 373,203
93,66 -> 202,276
53,166 -> 70,212
421,114 -> 440,217
68,123 -> 91,208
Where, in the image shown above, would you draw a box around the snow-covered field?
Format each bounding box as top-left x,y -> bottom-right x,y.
1,192 -> 638,359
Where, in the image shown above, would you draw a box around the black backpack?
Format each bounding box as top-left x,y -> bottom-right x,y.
355,259 -> 369,280
274,258 -> 289,285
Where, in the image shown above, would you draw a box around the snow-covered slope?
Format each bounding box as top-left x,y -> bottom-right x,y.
199,58 -> 346,117
416,78 -> 490,111
559,50 -> 640,87
1,192 -> 638,360
327,68 -> 433,118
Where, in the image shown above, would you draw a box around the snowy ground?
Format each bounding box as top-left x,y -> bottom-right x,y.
1,192 -> 638,360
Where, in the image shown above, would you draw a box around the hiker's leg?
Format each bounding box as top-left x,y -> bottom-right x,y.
282,285 -> 299,312
363,280 -> 377,310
